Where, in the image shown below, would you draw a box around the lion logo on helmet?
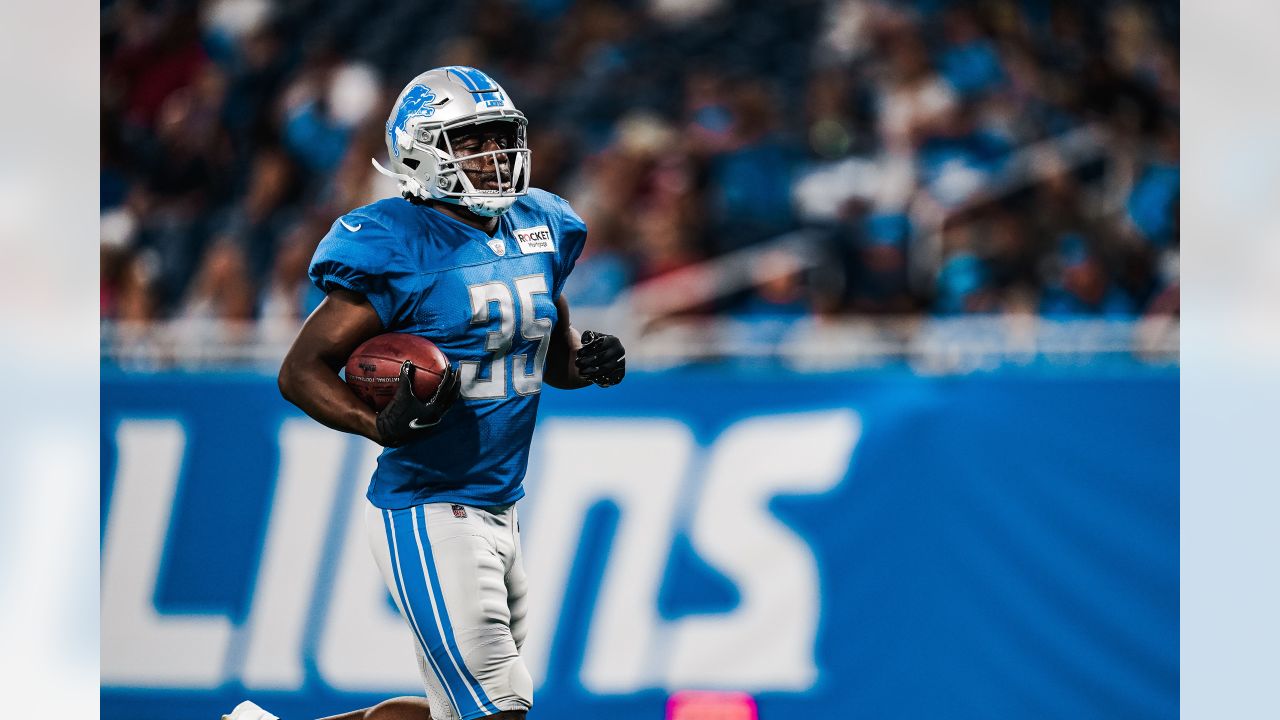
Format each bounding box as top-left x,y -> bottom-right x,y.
386,85 -> 439,158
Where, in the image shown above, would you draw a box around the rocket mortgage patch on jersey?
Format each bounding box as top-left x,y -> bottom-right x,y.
514,225 -> 555,254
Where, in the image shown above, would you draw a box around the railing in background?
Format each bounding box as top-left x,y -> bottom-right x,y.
101,315 -> 1179,374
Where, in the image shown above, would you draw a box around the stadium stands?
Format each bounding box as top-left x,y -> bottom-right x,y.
101,0 -> 1179,332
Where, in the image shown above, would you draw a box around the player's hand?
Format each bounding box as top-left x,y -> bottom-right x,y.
375,361 -> 461,447
576,330 -> 625,388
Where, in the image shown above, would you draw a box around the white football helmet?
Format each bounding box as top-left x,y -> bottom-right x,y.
373,66 -> 531,217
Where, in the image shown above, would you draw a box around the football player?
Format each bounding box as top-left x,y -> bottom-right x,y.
225,66 -> 625,720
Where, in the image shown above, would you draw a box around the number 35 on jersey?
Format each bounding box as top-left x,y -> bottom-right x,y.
459,273 -> 553,399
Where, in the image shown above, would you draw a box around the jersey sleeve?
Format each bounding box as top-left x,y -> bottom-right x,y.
552,197 -> 588,300
308,213 -> 414,329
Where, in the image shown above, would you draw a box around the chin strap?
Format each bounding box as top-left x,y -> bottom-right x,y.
371,157 -> 429,201
461,195 -> 516,217
371,157 -> 516,216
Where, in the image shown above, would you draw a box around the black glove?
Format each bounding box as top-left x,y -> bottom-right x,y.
375,361 -> 461,448
576,330 -> 625,388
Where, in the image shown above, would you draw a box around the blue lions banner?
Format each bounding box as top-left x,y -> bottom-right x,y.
101,368 -> 1177,720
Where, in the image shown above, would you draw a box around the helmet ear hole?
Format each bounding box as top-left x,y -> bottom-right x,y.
403,158 -> 421,169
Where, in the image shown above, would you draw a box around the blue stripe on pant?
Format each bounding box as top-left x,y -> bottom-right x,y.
383,507 -> 501,717
381,509 -> 463,713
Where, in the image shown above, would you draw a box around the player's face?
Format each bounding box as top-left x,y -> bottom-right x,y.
450,122 -> 520,191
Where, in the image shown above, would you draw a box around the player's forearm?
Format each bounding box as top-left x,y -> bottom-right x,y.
546,364 -> 591,389
279,356 -> 381,441
544,324 -> 591,389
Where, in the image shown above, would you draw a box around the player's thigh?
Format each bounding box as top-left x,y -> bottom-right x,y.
505,506 -> 529,651
367,502 -> 531,718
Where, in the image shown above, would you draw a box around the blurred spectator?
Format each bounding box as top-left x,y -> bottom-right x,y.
280,52 -> 380,176
259,218 -> 326,327
220,21 -> 289,168
562,246 -> 633,308
874,24 -> 959,154
983,209 -> 1038,296
849,212 -> 914,313
572,111 -> 704,284
145,64 -> 234,206
1144,250 -> 1179,317
1126,119 -> 1180,248
1038,233 -> 1136,317
110,250 -> 161,326
937,6 -> 1006,98
705,80 -> 797,251
180,239 -> 257,323
102,111 -> 132,212
101,208 -> 139,320
916,103 -> 1013,209
527,126 -> 576,197
934,222 -> 1000,315
103,3 -> 208,131
736,249 -> 813,318
208,147 -> 300,283
683,70 -> 736,154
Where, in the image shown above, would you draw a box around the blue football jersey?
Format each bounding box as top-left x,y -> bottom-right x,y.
308,189 -> 587,509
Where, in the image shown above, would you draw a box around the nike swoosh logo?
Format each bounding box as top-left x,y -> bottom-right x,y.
408,418 -> 436,430
339,219 -> 362,232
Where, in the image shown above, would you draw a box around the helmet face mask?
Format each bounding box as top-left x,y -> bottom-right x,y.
374,67 -> 531,217
434,119 -> 530,215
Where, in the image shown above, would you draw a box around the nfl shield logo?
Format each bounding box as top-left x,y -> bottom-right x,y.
487,238 -> 506,256
452,504 -> 468,518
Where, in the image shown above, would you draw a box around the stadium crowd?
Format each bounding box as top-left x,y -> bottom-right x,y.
101,0 -> 1179,326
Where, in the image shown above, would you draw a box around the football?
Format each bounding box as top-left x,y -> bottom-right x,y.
345,333 -> 450,411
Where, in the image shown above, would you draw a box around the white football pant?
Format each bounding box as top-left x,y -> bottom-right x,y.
366,502 -> 532,720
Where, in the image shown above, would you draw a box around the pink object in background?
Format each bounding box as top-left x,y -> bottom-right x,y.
666,690 -> 759,720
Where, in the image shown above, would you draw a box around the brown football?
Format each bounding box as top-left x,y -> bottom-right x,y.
344,333 -> 450,411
